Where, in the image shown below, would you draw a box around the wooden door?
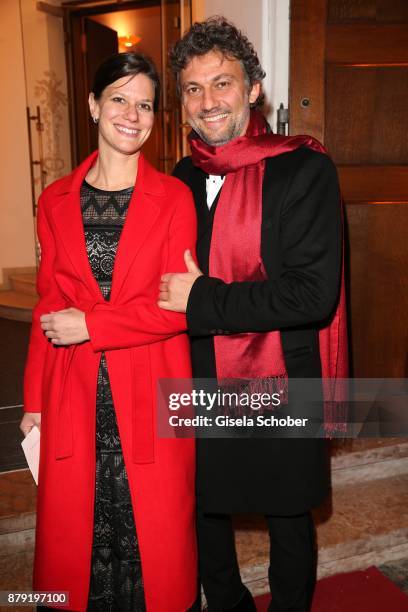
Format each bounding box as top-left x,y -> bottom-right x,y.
64,0 -> 191,171
160,0 -> 192,172
290,0 -> 408,378
66,15 -> 118,165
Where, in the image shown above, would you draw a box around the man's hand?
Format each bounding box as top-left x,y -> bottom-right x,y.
40,308 -> 90,345
158,249 -> 203,313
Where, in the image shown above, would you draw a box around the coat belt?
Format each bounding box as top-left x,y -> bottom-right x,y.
54,317 -> 155,464
55,345 -> 76,460
54,298 -> 99,461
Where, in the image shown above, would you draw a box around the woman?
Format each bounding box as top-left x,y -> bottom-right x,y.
20,53 -> 197,612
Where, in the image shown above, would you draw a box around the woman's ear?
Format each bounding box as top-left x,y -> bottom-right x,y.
88,92 -> 99,123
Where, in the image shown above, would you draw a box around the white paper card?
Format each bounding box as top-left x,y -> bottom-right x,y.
21,425 -> 40,485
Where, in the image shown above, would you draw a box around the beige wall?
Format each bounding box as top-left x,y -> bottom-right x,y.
192,0 -> 205,22
0,0 -> 71,284
0,0 -> 36,284
204,0 -> 263,66
20,0 -> 71,188
202,0 -> 290,130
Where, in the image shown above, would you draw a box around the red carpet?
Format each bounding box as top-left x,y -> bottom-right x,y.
255,566 -> 408,611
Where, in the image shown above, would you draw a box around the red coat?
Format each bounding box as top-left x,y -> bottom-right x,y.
23,151 -> 198,611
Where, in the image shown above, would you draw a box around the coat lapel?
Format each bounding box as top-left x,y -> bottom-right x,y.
110,155 -> 162,301
51,151 -> 104,301
50,151 -> 163,304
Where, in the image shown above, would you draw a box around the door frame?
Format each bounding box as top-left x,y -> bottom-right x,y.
288,0 -> 326,141
63,0 -> 166,168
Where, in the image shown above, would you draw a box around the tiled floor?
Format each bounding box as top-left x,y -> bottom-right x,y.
1,468 -> 408,608
1,316 -> 408,608
0,470 -> 36,612
234,473 -> 408,569
379,557 -> 408,595
331,437 -> 408,455
0,470 -> 37,523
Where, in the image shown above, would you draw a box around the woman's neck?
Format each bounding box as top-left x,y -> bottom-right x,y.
85,148 -> 140,190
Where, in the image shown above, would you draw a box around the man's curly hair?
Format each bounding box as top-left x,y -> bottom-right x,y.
169,16 -> 266,107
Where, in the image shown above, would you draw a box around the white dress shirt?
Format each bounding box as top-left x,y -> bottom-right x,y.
206,174 -> 225,209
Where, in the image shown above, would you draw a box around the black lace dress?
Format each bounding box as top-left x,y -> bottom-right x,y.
80,181 -> 146,612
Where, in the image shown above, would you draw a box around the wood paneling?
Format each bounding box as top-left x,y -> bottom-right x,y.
67,16 -> 118,165
326,66 -> 408,164
326,25 -> 408,63
338,167 -> 408,202
289,0 -> 327,141
328,0 -> 408,23
346,203 -> 408,377
290,0 -> 408,379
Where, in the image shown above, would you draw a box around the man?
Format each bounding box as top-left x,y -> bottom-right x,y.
159,16 -> 347,612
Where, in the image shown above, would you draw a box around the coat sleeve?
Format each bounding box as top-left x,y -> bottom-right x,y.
23,196 -> 66,413
186,153 -> 342,335
85,190 -> 197,352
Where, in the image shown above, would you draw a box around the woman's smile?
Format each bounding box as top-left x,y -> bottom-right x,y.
89,73 -> 155,156
114,123 -> 141,137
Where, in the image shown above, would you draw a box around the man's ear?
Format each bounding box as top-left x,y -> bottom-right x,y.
249,82 -> 261,105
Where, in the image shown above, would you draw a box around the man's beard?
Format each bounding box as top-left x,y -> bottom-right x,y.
191,106 -> 250,147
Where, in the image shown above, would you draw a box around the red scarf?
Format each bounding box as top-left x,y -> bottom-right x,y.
189,110 -> 348,432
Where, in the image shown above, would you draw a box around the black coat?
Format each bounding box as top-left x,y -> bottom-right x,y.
173,147 -> 342,514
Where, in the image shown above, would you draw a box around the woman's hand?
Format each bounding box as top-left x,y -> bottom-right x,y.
40,308 -> 90,345
20,412 -> 41,437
